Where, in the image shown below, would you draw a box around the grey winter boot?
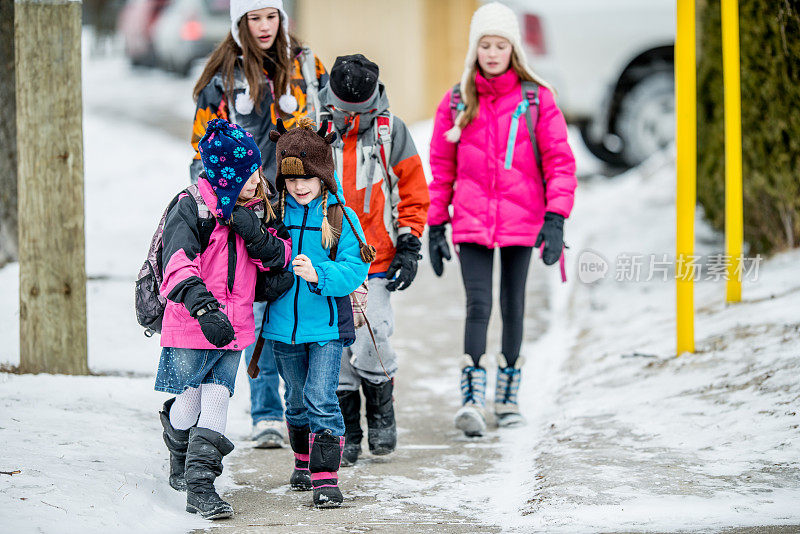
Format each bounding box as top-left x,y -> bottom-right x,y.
337,390 -> 363,466
454,355 -> 488,437
361,378 -> 396,456
159,397 -> 191,492
494,354 -> 526,427
185,427 -> 234,520
309,430 -> 345,508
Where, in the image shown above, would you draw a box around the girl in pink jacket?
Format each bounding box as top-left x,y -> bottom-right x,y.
155,119 -> 291,520
427,2 -> 577,437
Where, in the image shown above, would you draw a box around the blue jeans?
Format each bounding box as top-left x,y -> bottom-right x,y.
243,302 -> 284,425
271,339 -> 345,436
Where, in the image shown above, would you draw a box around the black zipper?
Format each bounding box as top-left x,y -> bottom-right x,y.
291,205 -> 309,344
326,297 -> 334,327
226,229 -> 236,292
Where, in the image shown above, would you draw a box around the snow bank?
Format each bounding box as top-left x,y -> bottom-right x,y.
484,151 -> 800,532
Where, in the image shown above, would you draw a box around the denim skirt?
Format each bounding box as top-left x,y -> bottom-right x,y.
155,347 -> 241,396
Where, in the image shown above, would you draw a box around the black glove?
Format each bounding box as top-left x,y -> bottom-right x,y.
230,205 -> 287,267
428,224 -> 451,277
229,205 -> 263,243
254,268 -> 295,302
534,212 -> 565,266
195,304 -> 235,348
385,234 -> 422,291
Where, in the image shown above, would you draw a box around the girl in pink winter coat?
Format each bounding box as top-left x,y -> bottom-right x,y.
427,2 -> 577,437
156,119 -> 291,520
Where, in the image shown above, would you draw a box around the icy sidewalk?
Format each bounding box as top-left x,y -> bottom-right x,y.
473,154 -> 800,532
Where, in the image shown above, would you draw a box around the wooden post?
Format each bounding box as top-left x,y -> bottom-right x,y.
16,0 -> 88,374
0,0 -> 18,267
675,0 -> 696,355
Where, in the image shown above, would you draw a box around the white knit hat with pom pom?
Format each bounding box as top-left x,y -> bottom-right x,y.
230,0 -> 298,114
446,1 -> 551,142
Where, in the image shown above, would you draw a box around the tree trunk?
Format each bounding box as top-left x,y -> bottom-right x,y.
16,0 -> 88,375
0,0 -> 17,267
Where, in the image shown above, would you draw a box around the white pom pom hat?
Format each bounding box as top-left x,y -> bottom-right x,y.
447,2 -> 552,142
230,0 -> 298,114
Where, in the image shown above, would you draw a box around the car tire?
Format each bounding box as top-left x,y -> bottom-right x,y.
579,122 -> 629,168
616,70 -> 675,167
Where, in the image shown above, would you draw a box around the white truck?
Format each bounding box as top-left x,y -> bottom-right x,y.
503,0 -> 676,167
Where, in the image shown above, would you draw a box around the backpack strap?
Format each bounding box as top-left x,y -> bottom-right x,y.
375,113 -> 393,186
449,83 -> 464,125
520,81 -> 544,180
521,82 -> 567,283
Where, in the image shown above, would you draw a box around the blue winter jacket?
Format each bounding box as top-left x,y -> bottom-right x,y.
262,192 -> 370,346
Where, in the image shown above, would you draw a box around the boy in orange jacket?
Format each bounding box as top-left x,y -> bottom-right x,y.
317,54 -> 430,465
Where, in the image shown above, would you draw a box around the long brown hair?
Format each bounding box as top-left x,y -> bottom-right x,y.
193,14 -> 300,114
456,50 -> 553,130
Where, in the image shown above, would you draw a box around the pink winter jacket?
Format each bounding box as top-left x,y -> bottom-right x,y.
159,178 -> 291,351
428,69 -> 577,248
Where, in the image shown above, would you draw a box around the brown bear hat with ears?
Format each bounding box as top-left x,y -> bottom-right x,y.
269,116 -> 376,263
269,116 -> 338,194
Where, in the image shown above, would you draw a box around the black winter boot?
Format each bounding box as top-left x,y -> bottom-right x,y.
336,390 -> 363,466
287,424 -> 312,491
361,378 -> 397,455
185,427 -> 234,520
159,398 -> 191,491
309,430 -> 344,508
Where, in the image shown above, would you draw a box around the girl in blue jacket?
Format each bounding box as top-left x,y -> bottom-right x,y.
263,117 -> 373,508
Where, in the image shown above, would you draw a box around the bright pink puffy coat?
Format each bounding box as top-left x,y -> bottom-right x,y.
428,69 -> 577,248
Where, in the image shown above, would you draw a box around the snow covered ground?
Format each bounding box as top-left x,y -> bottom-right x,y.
477,152 -> 800,532
2,47 -> 799,534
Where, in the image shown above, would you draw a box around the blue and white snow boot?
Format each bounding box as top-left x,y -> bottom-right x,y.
494,354 -> 526,427
454,355 -> 488,437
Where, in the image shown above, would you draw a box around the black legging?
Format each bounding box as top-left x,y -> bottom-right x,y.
459,244 -> 533,368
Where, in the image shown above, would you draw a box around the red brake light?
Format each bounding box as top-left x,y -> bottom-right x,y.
181,20 -> 204,41
524,14 -> 546,55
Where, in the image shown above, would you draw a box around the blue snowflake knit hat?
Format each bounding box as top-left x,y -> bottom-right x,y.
198,118 -> 262,220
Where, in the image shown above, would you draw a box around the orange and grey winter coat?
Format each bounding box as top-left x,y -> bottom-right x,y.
191,47 -> 328,184
317,82 -> 430,275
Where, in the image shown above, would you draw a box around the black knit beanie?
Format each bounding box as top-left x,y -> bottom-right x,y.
329,54 -> 380,104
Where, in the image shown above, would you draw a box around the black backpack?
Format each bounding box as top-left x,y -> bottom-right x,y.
134,185 -> 213,336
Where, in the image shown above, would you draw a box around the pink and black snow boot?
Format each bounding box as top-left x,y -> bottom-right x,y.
287,424 -> 312,491
309,430 -> 345,508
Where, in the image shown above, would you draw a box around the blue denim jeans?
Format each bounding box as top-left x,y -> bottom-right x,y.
243,302 -> 284,425
271,339 -> 345,436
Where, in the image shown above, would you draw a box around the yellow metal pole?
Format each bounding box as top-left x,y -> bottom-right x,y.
722,0 -> 743,302
676,0 -> 696,355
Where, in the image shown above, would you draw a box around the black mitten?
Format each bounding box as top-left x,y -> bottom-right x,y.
428,224 -> 451,277
254,269 -> 295,302
230,206 -> 287,267
534,212 -> 565,266
196,306 -> 235,348
229,205 -> 263,243
385,234 -> 422,291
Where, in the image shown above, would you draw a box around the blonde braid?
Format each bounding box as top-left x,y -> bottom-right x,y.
320,188 -> 339,249
280,190 -> 286,221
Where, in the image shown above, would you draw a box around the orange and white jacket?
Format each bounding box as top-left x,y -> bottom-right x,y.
318,82 -> 430,274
